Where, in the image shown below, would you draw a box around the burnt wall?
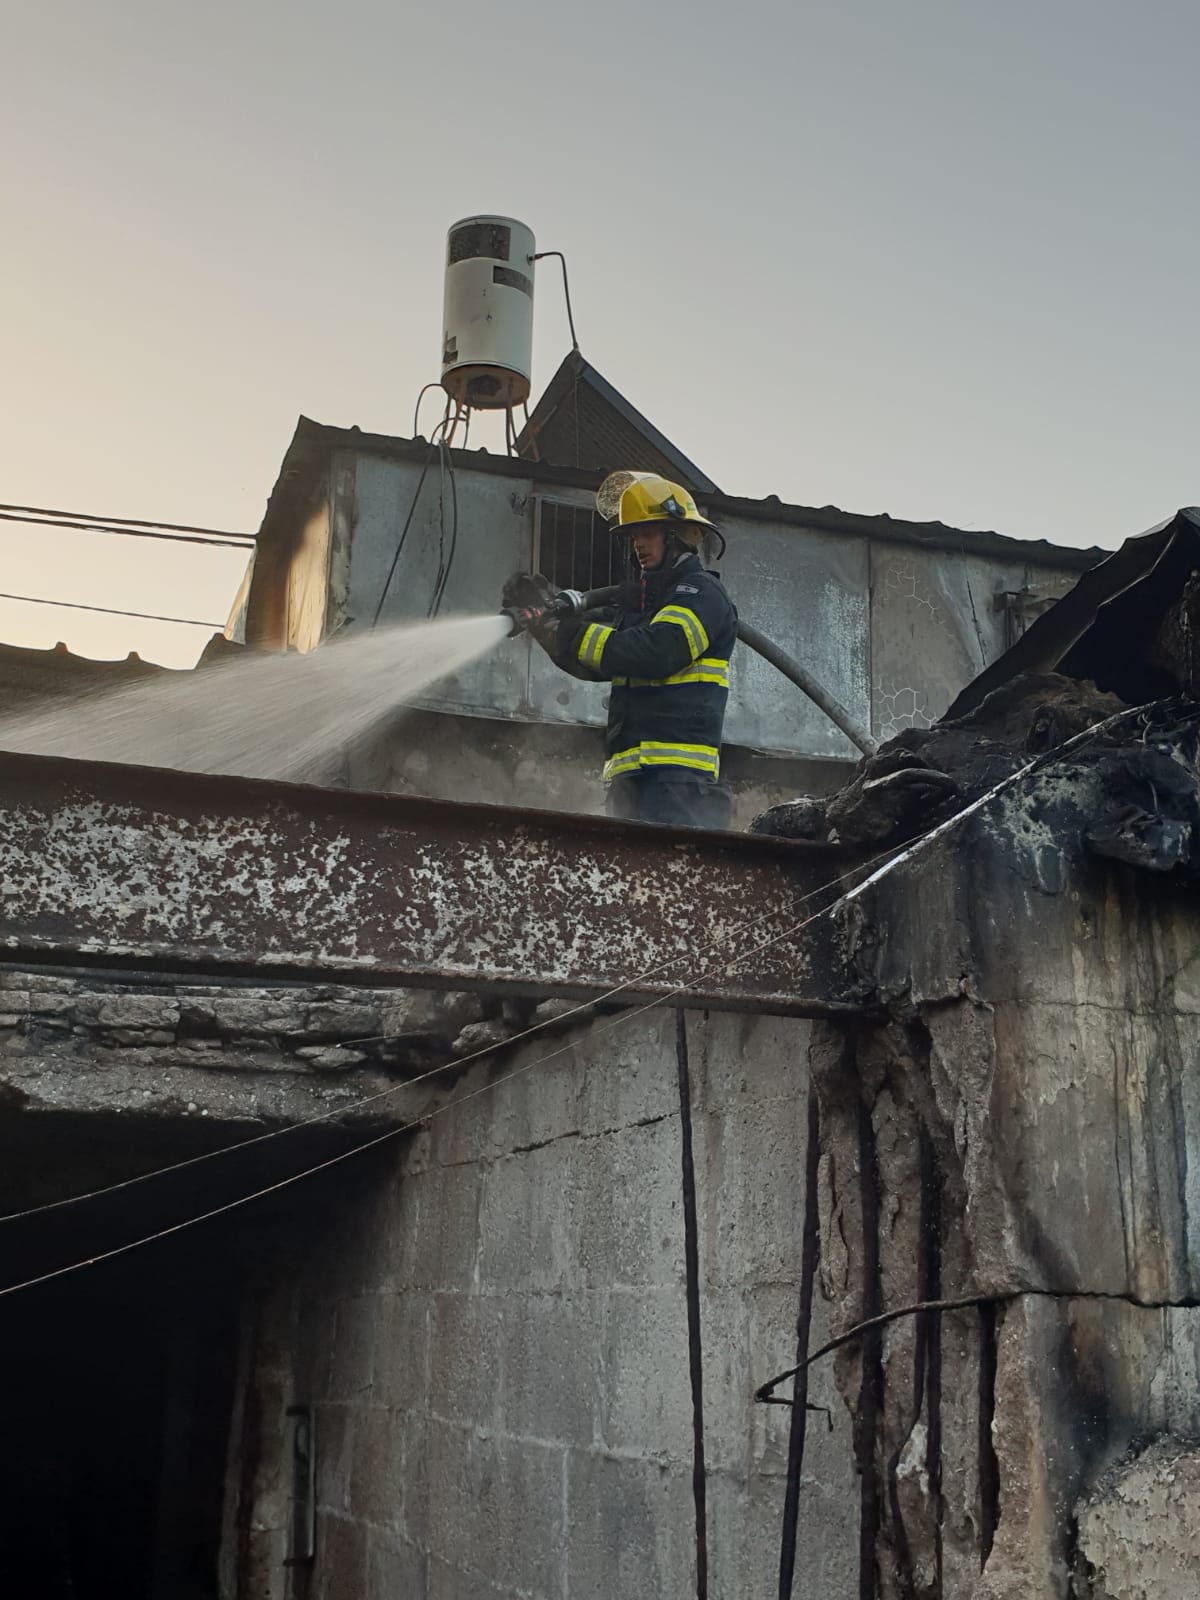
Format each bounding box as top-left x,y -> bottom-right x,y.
819,750 -> 1200,1597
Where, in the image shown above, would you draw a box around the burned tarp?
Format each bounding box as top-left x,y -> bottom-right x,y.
946,506 -> 1200,716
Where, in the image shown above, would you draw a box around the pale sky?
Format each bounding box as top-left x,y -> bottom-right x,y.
2,0 -> 1196,667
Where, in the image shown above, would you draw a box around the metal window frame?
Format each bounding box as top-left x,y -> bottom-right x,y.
533,495 -> 624,593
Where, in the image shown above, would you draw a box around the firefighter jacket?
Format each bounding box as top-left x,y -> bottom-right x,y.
552,552 -> 737,781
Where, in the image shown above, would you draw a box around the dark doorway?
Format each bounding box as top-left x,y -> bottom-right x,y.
0,1243 -> 241,1599
0,1113 -> 303,1600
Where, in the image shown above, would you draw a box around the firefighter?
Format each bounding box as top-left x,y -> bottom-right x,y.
512,471 -> 737,829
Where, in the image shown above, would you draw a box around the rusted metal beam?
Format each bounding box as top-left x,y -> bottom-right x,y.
0,752 -> 860,1016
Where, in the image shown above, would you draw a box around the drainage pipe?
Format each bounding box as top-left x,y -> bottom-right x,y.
566,586 -> 878,757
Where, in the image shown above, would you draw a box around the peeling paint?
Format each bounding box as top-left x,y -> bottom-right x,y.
0,752 -> 860,1015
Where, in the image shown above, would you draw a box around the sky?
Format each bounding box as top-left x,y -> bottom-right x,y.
2,0 -> 1196,667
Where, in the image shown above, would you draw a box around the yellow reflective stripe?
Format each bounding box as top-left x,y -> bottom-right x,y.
603,749 -> 644,778
652,605 -> 709,657
619,657 -> 729,689
603,742 -> 720,780
576,622 -> 613,670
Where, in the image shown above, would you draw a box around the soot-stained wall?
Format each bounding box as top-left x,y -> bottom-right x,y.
817,744 -> 1200,1597
239,1008 -> 860,1600
294,444 -> 1090,765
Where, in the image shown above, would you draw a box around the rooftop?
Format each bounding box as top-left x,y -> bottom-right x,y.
259,414 -> 1106,573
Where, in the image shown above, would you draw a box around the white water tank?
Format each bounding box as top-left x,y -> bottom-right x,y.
441,215 -> 535,409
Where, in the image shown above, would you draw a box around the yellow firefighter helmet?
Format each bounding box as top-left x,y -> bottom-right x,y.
595,470 -> 717,550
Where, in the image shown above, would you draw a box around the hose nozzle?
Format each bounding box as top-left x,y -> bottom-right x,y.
501,603 -> 551,639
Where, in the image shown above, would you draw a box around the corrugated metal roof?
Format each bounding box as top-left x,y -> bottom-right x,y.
0,640 -> 166,709
263,416 -> 1105,573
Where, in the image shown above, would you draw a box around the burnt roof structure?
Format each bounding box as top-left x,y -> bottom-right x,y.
947,506 -> 1200,716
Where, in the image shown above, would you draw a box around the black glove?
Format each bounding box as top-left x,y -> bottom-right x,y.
528,615 -> 562,652
501,572 -> 559,612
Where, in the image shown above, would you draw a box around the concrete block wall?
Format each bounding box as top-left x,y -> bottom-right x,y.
248,1007 -> 860,1598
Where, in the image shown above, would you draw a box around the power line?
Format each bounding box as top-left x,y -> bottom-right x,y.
0,696 -> 1173,1297
0,692 -> 1173,1234
0,502 -> 254,547
0,591 -> 223,628
0,834 -> 881,1227
0,881 -> 855,1303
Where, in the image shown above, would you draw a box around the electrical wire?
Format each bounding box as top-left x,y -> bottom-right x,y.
0,859 -> 881,1302
518,401 -> 538,462
0,837 -> 882,1228
427,439 -> 459,619
755,1279 -> 1200,1407
412,382 -> 445,440
532,252 -> 579,351
372,391 -> 465,625
0,693 -> 1172,1236
370,444 -> 437,627
0,696 -> 1174,1288
0,503 -> 253,546
0,592 -> 223,628
0,512 -> 253,552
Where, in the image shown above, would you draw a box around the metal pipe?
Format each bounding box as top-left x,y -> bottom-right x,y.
563,586 -> 878,756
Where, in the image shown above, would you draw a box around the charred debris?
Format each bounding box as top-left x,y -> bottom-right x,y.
753,508 -> 1200,881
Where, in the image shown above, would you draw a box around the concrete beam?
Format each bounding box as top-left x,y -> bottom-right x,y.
0,753 -> 859,1015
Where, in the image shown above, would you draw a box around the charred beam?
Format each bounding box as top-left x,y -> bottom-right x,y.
0,752 -> 860,1016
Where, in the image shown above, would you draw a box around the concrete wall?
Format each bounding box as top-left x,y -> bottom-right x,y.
243,1008 -> 860,1599
338,706 -> 851,826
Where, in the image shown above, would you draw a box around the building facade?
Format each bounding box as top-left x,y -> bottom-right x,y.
233,417 -> 1099,821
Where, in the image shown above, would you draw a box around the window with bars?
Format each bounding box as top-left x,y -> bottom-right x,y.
536,499 -> 628,594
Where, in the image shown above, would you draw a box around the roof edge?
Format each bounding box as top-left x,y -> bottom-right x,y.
276,417 -> 1105,571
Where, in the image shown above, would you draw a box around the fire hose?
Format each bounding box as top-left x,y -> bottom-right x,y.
502,582 -> 877,757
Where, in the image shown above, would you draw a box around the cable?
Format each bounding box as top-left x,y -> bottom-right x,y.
371,444 -> 437,627
0,697 -> 1172,1260
428,439 -> 459,619
0,592 -> 223,628
412,382 -> 444,440
0,835 -> 882,1228
532,252 -> 579,351
0,512 -> 254,551
0,896 -> 864,1301
440,402 -> 465,449
755,1281 -> 1200,1406
0,503 -> 253,545
33,697 -> 1196,1240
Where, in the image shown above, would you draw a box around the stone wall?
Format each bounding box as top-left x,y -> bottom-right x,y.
240,1007 -> 861,1599
0,970 -> 515,1130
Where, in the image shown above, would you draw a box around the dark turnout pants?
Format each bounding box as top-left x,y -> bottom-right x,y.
604,768 -> 733,831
